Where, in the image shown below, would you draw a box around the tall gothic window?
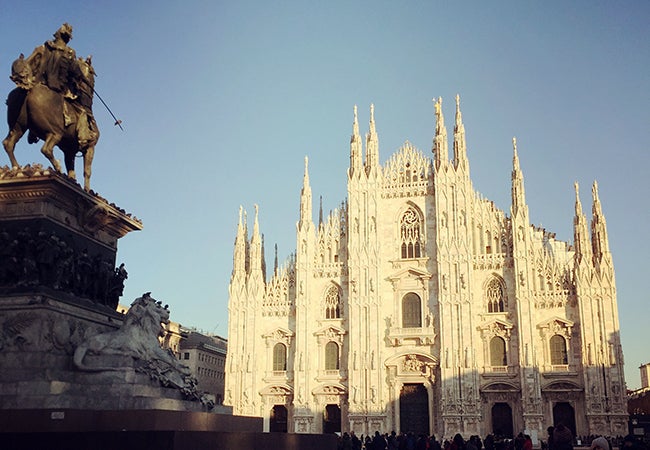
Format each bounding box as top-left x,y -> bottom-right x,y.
490,336 -> 507,366
550,335 -> 568,365
325,342 -> 339,370
400,208 -> 423,259
273,343 -> 287,371
325,285 -> 341,319
487,278 -> 506,313
402,293 -> 422,328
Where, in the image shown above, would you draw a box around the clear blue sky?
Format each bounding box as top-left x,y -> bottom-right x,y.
2,1 -> 648,389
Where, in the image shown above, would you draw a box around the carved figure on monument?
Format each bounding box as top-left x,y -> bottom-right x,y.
3,23 -> 99,190
74,248 -> 92,296
73,293 -> 212,406
107,262 -> 128,308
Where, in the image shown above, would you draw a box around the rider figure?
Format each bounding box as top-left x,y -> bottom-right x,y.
17,23 -> 97,148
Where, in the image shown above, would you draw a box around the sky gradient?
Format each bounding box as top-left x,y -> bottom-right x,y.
1,1 -> 648,389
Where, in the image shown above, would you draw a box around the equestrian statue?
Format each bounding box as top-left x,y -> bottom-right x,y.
3,23 -> 99,191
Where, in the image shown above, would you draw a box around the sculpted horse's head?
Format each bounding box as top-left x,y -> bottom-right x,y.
9,54 -> 34,89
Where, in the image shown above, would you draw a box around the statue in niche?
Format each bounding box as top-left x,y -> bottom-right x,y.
4,24 -> 99,190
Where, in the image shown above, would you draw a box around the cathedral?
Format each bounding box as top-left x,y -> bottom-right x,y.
225,96 -> 628,439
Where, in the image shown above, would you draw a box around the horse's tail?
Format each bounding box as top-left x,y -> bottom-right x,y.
6,88 -> 27,128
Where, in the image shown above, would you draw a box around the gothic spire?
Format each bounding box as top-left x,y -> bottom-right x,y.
510,138 -> 528,218
349,105 -> 363,178
453,94 -> 468,171
249,204 -> 263,272
591,181 -> 611,269
299,156 -> 313,230
273,243 -> 278,276
365,103 -> 379,177
260,233 -> 266,283
319,195 -> 323,227
433,97 -> 449,170
232,205 -> 247,277
573,182 -> 592,266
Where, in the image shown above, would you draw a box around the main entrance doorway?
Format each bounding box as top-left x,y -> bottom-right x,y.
270,405 -> 288,432
324,404 -> 341,434
553,402 -> 576,436
491,402 -> 514,438
400,383 -> 429,435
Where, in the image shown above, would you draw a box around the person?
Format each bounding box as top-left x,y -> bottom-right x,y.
590,437 -> 610,450
552,423 -> 573,450
522,435 -> 533,450
19,24 -> 96,147
371,431 -> 387,450
451,434 -> 466,450
546,427 -> 555,450
23,23 -> 78,95
621,435 -> 643,450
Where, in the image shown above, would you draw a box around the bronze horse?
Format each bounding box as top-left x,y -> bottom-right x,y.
2,57 -> 98,191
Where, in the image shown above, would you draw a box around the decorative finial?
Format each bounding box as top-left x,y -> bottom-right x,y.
512,137 -> 518,155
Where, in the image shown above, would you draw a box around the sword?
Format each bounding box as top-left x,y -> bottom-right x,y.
92,87 -> 124,131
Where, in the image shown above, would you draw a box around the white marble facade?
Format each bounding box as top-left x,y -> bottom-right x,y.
225,97 -> 628,439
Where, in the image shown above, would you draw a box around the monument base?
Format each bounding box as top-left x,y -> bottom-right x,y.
0,294 -> 214,412
0,409 -> 338,450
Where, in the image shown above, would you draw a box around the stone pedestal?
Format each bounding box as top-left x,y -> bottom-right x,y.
0,168 -> 214,413
0,294 -> 217,411
0,165 -> 142,309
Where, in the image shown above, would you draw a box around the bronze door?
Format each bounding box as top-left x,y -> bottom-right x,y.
400,383 -> 429,435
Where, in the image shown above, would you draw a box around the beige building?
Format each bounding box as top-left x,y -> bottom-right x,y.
225,97 -> 628,438
179,331 -> 228,405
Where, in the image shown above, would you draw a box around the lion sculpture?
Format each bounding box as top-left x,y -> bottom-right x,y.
73,293 -> 210,406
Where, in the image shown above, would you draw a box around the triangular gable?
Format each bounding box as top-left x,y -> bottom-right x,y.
313,325 -> 346,337
312,383 -> 347,396
385,351 -> 439,367
262,327 -> 295,345
259,384 -> 294,396
387,267 -> 432,283
537,316 -> 574,330
479,317 -> 514,331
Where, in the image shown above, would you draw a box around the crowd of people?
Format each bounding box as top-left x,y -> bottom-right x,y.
336,426 -> 648,450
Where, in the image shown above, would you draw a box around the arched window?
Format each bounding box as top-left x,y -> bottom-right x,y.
273,343 -> 287,371
325,285 -> 341,319
402,293 -> 422,328
400,208 -> 423,259
486,278 -> 505,313
490,336 -> 507,366
550,335 -> 568,365
325,342 -> 339,370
